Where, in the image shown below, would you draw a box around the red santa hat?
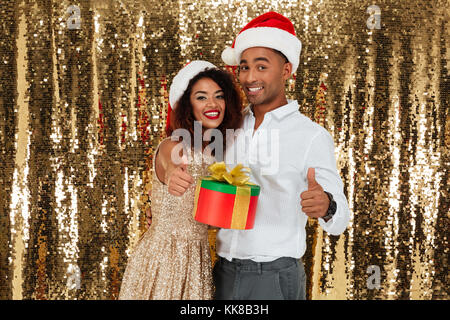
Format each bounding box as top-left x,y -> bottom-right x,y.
166,60 -> 217,133
221,11 -> 302,74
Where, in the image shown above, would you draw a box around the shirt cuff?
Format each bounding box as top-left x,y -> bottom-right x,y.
319,215 -> 334,227
318,205 -> 338,232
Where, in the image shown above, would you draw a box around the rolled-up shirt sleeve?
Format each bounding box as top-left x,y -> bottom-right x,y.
304,129 -> 351,236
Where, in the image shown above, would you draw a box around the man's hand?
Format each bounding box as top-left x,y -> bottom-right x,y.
300,168 -> 330,219
166,156 -> 194,196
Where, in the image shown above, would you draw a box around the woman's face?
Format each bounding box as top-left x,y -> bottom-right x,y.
190,77 -> 226,129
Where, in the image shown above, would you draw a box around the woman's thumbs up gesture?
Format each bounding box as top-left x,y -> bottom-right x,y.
167,154 -> 194,196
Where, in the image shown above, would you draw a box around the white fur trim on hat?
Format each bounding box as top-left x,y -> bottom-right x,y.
222,27 -> 302,74
169,60 -> 217,109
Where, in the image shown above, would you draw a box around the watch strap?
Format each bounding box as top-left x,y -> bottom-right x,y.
323,191 -> 337,220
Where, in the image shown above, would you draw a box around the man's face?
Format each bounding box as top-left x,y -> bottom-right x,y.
238,47 -> 291,106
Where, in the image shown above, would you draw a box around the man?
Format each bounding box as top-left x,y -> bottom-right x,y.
212,11 -> 351,300
149,11 -> 350,300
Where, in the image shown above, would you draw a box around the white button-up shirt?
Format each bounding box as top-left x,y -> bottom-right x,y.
217,100 -> 350,262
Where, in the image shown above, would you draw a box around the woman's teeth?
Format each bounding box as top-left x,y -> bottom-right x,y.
204,110 -> 220,119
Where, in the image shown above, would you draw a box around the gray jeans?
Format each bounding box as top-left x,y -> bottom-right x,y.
213,256 -> 306,300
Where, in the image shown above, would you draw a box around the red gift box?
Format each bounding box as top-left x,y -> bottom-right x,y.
192,178 -> 260,230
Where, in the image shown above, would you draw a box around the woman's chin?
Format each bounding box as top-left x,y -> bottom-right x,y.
199,118 -> 223,130
203,124 -> 220,130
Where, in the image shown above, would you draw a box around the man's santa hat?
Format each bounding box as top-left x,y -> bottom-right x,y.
221,11 -> 302,74
166,60 -> 217,133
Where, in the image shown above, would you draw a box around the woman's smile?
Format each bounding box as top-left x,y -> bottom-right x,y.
203,109 -> 221,120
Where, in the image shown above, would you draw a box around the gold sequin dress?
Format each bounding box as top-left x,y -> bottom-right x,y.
119,138 -> 214,300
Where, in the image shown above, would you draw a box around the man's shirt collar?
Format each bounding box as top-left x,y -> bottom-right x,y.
243,99 -> 299,121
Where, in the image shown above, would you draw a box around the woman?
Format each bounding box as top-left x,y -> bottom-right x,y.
119,61 -> 242,300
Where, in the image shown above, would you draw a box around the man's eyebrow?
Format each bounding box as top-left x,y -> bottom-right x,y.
239,57 -> 270,64
253,57 -> 270,63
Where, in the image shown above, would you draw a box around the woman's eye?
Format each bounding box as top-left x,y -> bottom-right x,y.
216,95 -> 225,99
196,96 -> 206,100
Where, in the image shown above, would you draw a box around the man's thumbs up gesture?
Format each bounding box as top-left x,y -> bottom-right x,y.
300,168 -> 330,219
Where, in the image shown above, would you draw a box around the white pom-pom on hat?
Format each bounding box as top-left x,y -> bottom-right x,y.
221,46 -> 238,66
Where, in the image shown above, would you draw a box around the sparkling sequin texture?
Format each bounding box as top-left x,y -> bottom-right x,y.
0,0 -> 448,300
118,139 -> 215,299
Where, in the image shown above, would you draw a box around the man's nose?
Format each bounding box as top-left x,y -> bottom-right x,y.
239,68 -> 257,84
246,68 -> 257,83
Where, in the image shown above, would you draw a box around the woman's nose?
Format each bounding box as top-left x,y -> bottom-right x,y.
206,97 -> 217,107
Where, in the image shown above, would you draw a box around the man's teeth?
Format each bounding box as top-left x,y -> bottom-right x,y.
248,87 -> 263,92
205,111 -> 219,116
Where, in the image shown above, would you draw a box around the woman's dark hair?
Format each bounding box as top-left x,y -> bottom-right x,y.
166,68 -> 243,152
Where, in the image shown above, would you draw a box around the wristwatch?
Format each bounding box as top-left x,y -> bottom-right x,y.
322,191 -> 337,220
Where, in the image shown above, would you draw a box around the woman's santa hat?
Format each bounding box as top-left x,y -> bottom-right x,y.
169,60 -> 217,108
166,60 -> 217,133
221,11 -> 302,74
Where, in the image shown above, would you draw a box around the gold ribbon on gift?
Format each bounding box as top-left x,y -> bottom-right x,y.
206,162 -> 251,186
206,162 -> 253,229
231,184 -> 251,229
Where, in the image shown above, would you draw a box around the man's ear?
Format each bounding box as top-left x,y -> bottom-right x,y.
282,62 -> 292,81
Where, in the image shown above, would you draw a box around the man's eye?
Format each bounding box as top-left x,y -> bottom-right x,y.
258,65 -> 266,70
239,65 -> 248,71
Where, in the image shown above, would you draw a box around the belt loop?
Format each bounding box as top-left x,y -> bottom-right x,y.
233,258 -> 241,272
257,262 -> 262,274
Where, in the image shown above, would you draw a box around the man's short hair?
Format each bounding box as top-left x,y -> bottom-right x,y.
272,49 -> 289,63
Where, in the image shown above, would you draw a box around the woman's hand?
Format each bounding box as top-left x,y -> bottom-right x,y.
146,206 -> 152,228
155,139 -> 194,197
146,189 -> 152,228
166,156 -> 194,196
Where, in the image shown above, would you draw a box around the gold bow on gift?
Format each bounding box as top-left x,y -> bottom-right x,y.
207,162 -> 251,186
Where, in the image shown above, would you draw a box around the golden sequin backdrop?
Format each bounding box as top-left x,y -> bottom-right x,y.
0,0 -> 448,300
